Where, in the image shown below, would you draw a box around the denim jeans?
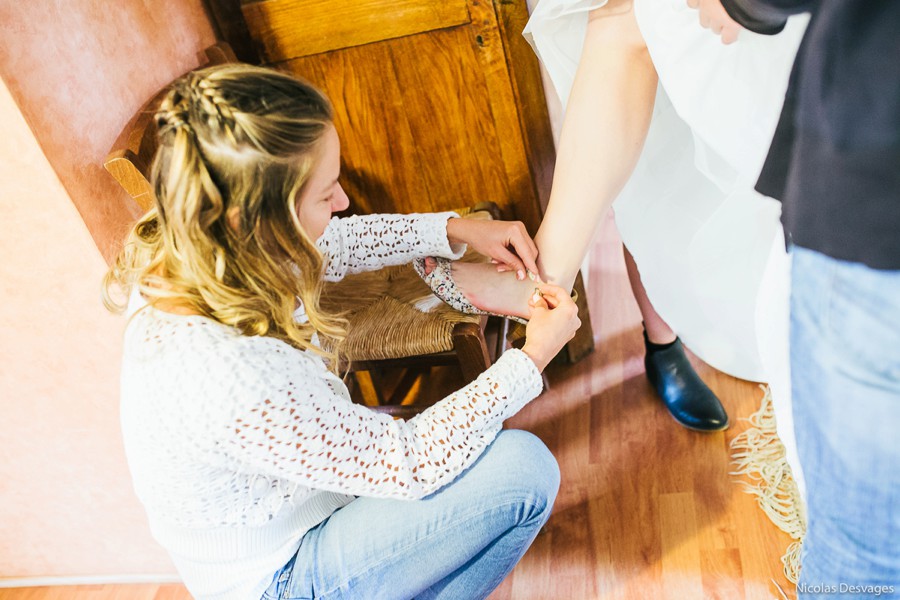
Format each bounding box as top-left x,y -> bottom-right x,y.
261,429 -> 560,600
790,246 -> 900,598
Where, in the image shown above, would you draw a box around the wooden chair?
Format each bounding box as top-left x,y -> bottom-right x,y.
103,42 -> 507,417
320,202 -> 511,417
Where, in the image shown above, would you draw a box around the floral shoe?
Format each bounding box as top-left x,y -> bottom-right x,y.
412,256 -> 530,325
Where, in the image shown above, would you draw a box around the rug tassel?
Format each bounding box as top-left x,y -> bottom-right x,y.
729,385 -> 807,585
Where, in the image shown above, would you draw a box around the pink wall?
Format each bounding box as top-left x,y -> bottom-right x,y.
0,0 -> 216,261
0,0 -> 216,581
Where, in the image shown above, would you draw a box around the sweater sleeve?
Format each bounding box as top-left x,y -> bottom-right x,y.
218,343 -> 543,500
316,212 -> 466,282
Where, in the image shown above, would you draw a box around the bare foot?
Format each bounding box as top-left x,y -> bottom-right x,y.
443,260 -> 535,320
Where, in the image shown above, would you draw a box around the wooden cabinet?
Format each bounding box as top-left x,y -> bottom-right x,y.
205,0 -> 593,361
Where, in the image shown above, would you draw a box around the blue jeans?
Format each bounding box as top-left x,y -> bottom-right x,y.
262,429 -> 560,600
790,247 -> 900,598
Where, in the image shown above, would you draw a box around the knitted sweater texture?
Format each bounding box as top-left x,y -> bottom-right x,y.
119,213 -> 544,599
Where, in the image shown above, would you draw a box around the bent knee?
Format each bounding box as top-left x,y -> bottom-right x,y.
489,430 -> 560,509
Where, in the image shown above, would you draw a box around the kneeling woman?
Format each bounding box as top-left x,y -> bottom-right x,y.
104,64 -> 580,600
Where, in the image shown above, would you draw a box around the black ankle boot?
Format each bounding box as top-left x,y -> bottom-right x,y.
644,332 -> 729,432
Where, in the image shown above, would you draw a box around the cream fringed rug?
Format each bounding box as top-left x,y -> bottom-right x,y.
730,385 -> 807,585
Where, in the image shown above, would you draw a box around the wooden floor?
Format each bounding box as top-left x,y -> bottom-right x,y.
490,217 -> 795,600
0,217 -> 795,599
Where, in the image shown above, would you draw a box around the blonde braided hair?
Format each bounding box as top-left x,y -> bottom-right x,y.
104,64 -> 347,366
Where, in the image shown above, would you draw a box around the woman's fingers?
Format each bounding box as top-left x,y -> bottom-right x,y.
721,23 -> 741,44
424,256 -> 437,276
688,0 -> 743,44
536,283 -> 575,310
528,289 -> 549,310
506,223 -> 540,276
522,283 -> 582,371
493,246 -> 529,280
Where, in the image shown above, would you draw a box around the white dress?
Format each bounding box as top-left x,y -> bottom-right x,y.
524,0 -> 807,491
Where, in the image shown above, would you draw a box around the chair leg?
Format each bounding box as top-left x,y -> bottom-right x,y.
494,317 -> 510,359
392,367 -> 427,406
565,271 -> 595,364
354,370 -> 384,407
452,321 -> 492,383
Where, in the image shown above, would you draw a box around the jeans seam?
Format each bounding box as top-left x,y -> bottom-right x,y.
310,498 -> 544,600
818,251 -> 837,344
277,549 -> 302,599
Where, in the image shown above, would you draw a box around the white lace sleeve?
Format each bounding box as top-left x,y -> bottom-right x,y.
220,345 -> 543,500
316,212 -> 466,282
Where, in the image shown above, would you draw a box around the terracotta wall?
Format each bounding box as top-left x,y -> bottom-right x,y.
0,0 -> 216,262
0,0 -> 215,582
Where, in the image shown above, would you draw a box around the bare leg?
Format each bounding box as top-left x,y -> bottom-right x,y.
450,0 -> 658,316
438,0 -> 728,431
623,245 -> 676,344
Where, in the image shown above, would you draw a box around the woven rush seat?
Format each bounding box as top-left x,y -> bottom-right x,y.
319,206 -> 506,414
323,206 -> 490,362
322,265 -> 483,362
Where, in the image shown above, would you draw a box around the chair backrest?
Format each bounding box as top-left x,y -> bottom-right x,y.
103,43 -> 237,211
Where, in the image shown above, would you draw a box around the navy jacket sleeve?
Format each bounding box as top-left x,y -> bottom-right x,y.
720,0 -> 816,34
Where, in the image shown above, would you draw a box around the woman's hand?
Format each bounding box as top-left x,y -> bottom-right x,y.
686,0 -> 743,44
445,217 -> 540,281
521,284 -> 581,372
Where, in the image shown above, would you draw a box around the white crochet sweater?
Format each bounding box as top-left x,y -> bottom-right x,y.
120,212 -> 544,600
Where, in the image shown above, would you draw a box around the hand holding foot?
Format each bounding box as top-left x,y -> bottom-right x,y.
415,258 -> 541,323
445,217 -> 539,280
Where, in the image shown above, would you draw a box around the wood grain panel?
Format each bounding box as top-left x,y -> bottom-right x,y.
466,0 -> 542,232
494,0 -> 556,216
203,0 -> 261,63
242,0 -> 470,62
283,27 -> 514,217
388,28 -> 510,212
283,44 -> 432,215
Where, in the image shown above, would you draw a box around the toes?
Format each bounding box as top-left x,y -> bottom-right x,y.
424,256 -> 437,276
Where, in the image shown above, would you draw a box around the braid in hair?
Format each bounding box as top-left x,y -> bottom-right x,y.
153,75 -> 229,282
104,63 -> 347,366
